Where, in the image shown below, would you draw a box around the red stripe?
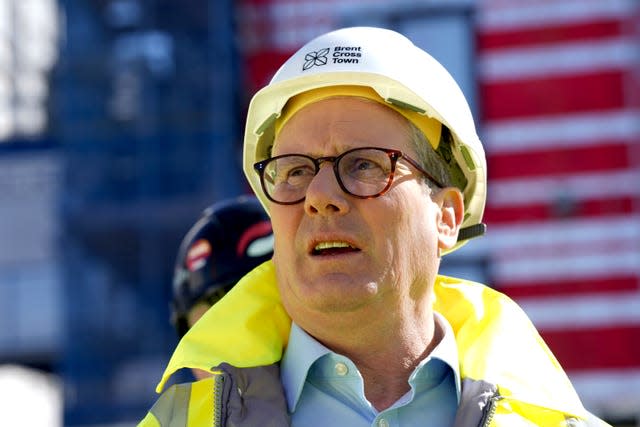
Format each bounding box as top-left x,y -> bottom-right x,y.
236,220 -> 272,257
496,275 -> 640,300
480,71 -> 626,120
541,325 -> 640,371
484,196 -> 635,223
487,143 -> 632,179
244,51 -> 293,93
477,19 -> 626,50
632,72 -> 640,109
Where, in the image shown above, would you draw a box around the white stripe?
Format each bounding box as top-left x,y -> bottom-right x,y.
478,0 -> 637,31
518,292 -> 640,330
451,214 -> 640,265
481,215 -> 640,282
489,170 -> 640,207
244,0 -> 479,51
483,110 -> 640,152
479,38 -> 639,81
569,369 -> 640,417
486,215 -> 640,251
492,247 -> 640,283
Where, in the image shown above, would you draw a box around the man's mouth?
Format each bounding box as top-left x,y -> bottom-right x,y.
312,241 -> 360,256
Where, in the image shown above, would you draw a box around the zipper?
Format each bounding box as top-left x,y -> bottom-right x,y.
212,372 -> 225,427
479,393 -> 501,427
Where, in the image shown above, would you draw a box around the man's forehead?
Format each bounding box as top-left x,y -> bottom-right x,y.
273,98 -> 416,155
273,85 -> 441,152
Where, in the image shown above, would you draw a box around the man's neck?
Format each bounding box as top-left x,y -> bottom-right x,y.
357,316 -> 443,411
308,310 -> 442,411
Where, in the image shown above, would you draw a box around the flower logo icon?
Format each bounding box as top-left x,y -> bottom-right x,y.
303,48 -> 330,70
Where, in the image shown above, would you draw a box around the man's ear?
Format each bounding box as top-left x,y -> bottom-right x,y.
435,187 -> 465,251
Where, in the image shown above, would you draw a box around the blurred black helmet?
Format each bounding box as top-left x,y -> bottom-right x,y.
171,195 -> 273,337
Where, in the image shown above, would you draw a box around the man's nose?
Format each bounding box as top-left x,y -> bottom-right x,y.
304,163 -> 349,215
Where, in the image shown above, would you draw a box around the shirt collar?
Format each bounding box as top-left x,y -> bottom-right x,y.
281,322 -> 331,411
423,312 -> 462,402
280,312 -> 461,412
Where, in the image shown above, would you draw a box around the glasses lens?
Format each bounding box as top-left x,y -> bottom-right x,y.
263,155 -> 316,203
338,148 -> 393,197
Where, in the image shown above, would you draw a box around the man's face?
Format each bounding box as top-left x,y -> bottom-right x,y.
269,97 -> 443,333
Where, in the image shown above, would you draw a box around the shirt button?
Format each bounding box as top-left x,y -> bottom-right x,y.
378,418 -> 389,427
334,362 -> 348,376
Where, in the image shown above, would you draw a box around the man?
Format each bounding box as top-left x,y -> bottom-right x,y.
139,27 -> 609,426
170,195 -> 274,379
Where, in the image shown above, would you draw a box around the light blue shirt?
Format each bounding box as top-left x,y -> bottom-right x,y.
281,312 -> 461,427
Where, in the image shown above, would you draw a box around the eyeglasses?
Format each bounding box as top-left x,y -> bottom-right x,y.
253,146 -> 445,205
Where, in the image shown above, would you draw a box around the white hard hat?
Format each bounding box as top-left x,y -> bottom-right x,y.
243,26 -> 486,253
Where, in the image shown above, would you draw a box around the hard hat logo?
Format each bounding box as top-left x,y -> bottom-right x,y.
236,220 -> 273,258
186,239 -> 212,272
303,48 -> 329,70
302,46 -> 364,71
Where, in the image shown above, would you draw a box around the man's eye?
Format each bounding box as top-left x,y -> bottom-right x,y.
351,157 -> 386,174
284,164 -> 315,183
354,159 -> 379,170
289,166 -> 311,177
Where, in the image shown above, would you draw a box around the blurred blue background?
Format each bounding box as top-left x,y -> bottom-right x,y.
1,0 -> 638,425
